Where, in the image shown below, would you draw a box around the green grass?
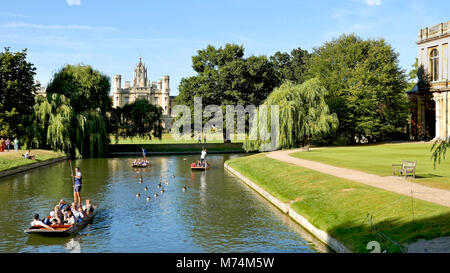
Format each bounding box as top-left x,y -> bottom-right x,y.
226,153 -> 450,253
0,149 -> 66,172
290,143 -> 450,191
110,133 -> 245,144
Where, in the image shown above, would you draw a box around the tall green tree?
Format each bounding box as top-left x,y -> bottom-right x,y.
243,79 -> 338,152
177,43 -> 280,107
0,47 -> 37,137
270,47 -> 310,84
121,99 -> 163,140
308,34 -> 409,143
30,64 -> 112,157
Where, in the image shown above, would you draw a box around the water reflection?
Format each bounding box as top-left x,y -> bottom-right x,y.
0,154 -> 325,253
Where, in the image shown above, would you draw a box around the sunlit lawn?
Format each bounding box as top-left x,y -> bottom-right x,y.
110,133 -> 245,144
227,153 -> 450,253
291,143 -> 450,191
0,149 -> 66,172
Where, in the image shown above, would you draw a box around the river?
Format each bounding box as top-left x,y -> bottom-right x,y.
0,154 -> 327,253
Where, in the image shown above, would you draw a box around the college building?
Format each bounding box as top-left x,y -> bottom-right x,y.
408,21 -> 450,140
112,57 -> 176,129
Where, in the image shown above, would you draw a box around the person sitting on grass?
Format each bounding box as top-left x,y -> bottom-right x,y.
23,150 -> 35,160
30,214 -> 54,230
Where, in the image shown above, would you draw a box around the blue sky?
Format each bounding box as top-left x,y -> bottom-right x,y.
1,0 -> 449,96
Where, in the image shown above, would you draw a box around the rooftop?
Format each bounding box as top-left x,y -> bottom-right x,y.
417,21 -> 450,44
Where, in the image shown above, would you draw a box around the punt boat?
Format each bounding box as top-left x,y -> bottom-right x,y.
24,207 -> 97,237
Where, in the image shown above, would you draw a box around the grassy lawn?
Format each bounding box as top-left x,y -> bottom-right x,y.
290,143 -> 450,191
226,153 -> 450,253
110,133 -> 245,144
0,150 -> 66,172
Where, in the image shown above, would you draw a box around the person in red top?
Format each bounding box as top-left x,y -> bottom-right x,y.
190,161 -> 196,167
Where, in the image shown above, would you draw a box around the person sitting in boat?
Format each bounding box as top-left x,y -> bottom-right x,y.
30,214 -> 54,230
77,207 -> 87,219
49,205 -> 63,225
196,160 -> 201,166
82,199 -> 94,215
190,161 -> 196,168
59,199 -> 69,211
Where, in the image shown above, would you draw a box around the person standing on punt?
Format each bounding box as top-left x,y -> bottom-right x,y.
200,147 -> 207,166
72,167 -> 82,208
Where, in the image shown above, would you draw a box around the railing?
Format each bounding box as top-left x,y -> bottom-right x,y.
418,21 -> 450,41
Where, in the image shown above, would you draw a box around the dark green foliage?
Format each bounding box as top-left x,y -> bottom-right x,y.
270,47 -> 310,84
120,99 -> 163,141
0,47 -> 37,137
177,43 -> 281,107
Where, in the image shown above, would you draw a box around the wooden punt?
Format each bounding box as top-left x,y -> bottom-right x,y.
24,207 -> 97,237
132,161 -> 149,168
191,164 -> 210,171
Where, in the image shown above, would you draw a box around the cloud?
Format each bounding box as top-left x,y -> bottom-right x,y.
0,21 -> 117,31
66,0 -> 81,6
366,0 -> 381,6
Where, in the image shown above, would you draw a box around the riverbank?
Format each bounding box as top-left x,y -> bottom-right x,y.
107,143 -> 245,156
225,153 -> 450,253
0,150 -> 67,178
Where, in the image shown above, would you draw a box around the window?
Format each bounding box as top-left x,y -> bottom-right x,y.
430,49 -> 439,81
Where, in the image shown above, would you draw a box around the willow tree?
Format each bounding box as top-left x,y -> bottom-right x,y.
34,64 -> 112,158
31,93 -> 108,158
243,78 -> 338,152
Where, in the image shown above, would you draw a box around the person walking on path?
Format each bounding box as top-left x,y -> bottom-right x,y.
5,138 -> 10,152
14,138 -> 19,151
72,167 -> 83,208
0,138 -> 5,152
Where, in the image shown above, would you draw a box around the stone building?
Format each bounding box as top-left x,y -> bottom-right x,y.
408,21 -> 450,140
112,57 -> 175,129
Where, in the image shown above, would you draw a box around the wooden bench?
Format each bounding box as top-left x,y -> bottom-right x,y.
392,160 -> 416,179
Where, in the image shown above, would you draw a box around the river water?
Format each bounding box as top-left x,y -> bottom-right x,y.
0,154 -> 327,253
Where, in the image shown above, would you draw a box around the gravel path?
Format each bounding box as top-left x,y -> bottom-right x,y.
266,149 -> 450,207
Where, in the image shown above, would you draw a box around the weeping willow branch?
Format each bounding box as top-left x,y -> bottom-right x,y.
431,138 -> 448,169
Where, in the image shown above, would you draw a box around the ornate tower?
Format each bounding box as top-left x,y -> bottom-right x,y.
133,57 -> 148,88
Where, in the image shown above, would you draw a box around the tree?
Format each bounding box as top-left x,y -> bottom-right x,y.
30,93 -> 108,158
270,47 -> 310,84
121,99 -> 163,140
177,44 -> 280,107
307,34 -> 409,143
243,78 -> 338,152
0,47 -> 38,137
30,64 -> 112,157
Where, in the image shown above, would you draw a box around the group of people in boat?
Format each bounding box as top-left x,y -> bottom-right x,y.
133,159 -> 149,166
30,199 -> 94,229
190,147 -> 208,168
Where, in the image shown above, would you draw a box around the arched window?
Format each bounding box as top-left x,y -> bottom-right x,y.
430,49 -> 439,81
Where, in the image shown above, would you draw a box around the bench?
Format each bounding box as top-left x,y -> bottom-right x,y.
392,160 -> 416,179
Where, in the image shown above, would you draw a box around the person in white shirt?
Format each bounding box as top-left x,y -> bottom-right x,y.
200,148 -> 207,166
30,214 -> 54,229
65,210 -> 77,225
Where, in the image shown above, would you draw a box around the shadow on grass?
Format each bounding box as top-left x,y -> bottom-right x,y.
414,173 -> 444,179
326,212 -> 450,253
